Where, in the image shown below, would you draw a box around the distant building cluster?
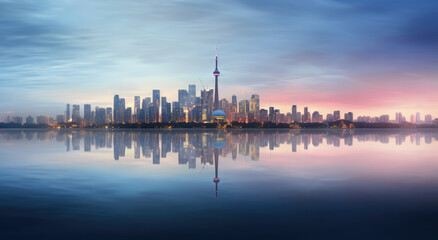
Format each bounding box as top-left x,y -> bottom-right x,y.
5,94 -> 435,127
1,50 -> 436,126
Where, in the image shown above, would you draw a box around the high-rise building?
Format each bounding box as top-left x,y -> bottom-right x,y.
172,102 -> 181,122
72,105 -> 80,122
65,104 -> 70,122
326,114 -> 334,122
379,115 -> 390,123
124,107 -> 132,123
147,105 -> 155,123
153,90 -> 160,122
189,98 -> 202,122
312,111 -> 322,123
231,95 -> 237,113
334,110 -> 340,121
161,97 -> 171,123
178,89 -> 189,108
134,96 -> 140,115
259,109 -> 268,122
95,108 -> 106,124
269,107 -> 275,122
114,95 -> 124,124
142,97 -> 151,109
292,105 -> 297,122
25,116 -> 34,124
425,114 -> 433,124
250,94 -> 260,113
416,112 -> 421,124
37,115 -> 50,125
120,98 -> 125,123
303,107 -> 309,122
239,100 -> 249,115
395,112 -> 403,123
84,104 -> 91,124
213,48 -> 220,111
357,116 -> 371,123
114,95 -> 119,123
106,107 -> 112,123
189,84 -> 196,98
344,112 -> 353,122
297,112 -> 302,123
55,115 -> 64,124
201,89 -> 213,122
188,84 -> 196,107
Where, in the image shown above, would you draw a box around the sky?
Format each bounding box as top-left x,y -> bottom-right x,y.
1,0 -> 438,120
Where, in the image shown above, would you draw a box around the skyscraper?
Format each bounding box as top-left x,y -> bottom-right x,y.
250,94 -> 260,113
95,108 -> 106,124
84,104 -> 91,124
161,97 -> 171,123
303,107 -> 309,122
416,112 -> 421,124
425,114 -> 433,124
178,89 -> 189,108
134,96 -> 140,115
312,111 -> 322,123
172,101 -> 181,122
124,107 -> 132,123
188,84 -> 196,107
65,104 -> 70,122
292,105 -> 297,122
72,105 -> 80,122
201,89 -> 213,122
231,95 -> 237,113
269,107 -> 275,122
345,112 -> 353,122
114,95 -> 122,123
142,97 -> 151,110
26,116 -> 34,124
213,48 -> 220,111
106,107 -> 112,123
334,110 -> 340,121
153,90 -> 160,122
239,100 -> 249,115
396,112 -> 403,123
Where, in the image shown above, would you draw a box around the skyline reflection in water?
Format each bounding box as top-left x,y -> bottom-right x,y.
2,129 -> 437,161
0,129 -> 438,240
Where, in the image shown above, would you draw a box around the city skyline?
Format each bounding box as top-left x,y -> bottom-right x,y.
3,84 -> 435,125
1,0 -> 438,119
2,1 -> 438,238
1,50 -> 435,125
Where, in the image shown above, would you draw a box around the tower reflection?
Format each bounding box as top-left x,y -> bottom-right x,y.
212,132 -> 226,199
1,129 -> 438,198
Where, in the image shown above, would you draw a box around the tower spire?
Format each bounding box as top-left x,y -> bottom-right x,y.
213,48 -> 220,111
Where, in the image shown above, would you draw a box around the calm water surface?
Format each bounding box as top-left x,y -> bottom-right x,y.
1,129 -> 438,239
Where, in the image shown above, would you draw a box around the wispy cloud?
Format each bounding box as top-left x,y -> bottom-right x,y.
0,0 -> 437,117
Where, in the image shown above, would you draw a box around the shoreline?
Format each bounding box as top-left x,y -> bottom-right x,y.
1,128 -> 437,131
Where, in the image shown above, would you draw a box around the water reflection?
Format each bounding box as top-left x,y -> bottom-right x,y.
1,129 -> 438,239
1,129 -> 437,162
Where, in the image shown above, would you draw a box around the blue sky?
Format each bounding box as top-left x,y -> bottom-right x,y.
1,0 -> 438,118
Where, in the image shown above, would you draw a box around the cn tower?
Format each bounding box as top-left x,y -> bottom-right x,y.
213,48 -> 220,110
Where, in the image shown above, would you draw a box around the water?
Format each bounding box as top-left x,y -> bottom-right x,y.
0,129 -> 437,239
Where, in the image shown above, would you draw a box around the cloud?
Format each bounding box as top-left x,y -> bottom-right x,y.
0,0 -> 437,118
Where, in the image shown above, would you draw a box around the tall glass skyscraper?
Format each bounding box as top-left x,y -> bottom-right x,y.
153,90 -> 160,122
